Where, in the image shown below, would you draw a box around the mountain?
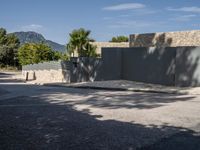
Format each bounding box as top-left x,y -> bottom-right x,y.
12,31 -> 66,52
46,40 -> 66,52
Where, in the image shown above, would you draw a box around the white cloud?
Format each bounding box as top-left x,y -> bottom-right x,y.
103,3 -> 145,11
108,21 -> 155,29
170,14 -> 197,22
20,24 -> 43,31
167,7 -> 200,13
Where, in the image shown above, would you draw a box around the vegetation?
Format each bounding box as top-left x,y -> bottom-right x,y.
18,43 -> 68,65
1,27 -> 100,68
53,51 -> 69,61
110,36 -> 129,43
0,28 -> 20,67
67,28 -> 98,57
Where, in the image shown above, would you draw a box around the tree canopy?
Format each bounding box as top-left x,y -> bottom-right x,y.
18,43 -> 61,65
0,28 -> 20,67
110,36 -> 129,43
66,28 -> 98,57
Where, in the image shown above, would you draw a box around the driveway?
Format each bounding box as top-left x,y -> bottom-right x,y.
0,72 -> 200,150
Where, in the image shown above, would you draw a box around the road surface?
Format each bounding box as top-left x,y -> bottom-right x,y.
0,72 -> 200,150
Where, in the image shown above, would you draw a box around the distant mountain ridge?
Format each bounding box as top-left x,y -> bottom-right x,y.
12,31 -> 66,52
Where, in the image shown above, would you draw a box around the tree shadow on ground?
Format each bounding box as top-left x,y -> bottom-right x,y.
0,77 -> 196,110
0,95 -> 199,150
0,72 -> 14,78
63,93 -> 195,109
38,88 -> 196,109
0,72 -> 23,83
0,78 -> 199,149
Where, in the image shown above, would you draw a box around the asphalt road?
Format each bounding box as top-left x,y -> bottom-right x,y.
0,72 -> 200,150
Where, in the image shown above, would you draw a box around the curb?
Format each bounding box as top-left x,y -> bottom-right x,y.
44,84 -> 181,94
72,86 -> 179,94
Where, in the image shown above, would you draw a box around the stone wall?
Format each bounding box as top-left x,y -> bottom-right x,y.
90,42 -> 129,55
130,30 -> 200,47
22,61 -> 71,84
22,69 -> 70,84
22,59 -> 103,84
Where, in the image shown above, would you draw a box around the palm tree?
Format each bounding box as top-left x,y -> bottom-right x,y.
67,28 -> 96,57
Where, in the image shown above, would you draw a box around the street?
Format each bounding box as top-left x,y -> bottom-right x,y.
0,72 -> 200,150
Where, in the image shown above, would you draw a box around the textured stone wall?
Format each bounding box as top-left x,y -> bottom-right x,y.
90,42 -> 129,54
130,30 -> 200,47
22,69 -> 70,83
22,69 -> 70,84
22,61 -> 71,84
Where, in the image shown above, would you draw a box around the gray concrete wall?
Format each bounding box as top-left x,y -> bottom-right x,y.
70,57 -> 102,83
97,48 -> 122,81
102,47 -> 176,86
122,47 -> 176,86
102,47 -> 200,87
175,47 -> 200,87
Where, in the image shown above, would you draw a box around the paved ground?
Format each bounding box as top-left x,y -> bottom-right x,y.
44,80 -> 200,95
0,72 -> 200,150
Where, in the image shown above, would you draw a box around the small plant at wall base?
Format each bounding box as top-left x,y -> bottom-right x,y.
110,36 -> 129,43
66,28 -> 98,57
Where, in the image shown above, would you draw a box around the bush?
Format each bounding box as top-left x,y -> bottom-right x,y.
110,36 -> 129,43
18,43 -> 54,65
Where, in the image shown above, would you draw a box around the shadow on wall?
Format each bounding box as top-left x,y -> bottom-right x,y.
117,33 -> 200,87
0,83 -> 199,149
58,33 -> 200,87
176,47 -> 200,87
68,57 -> 102,83
131,33 -> 173,48
61,61 -> 71,83
104,33 -> 176,86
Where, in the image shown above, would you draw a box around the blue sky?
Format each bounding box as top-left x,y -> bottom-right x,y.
0,0 -> 200,44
